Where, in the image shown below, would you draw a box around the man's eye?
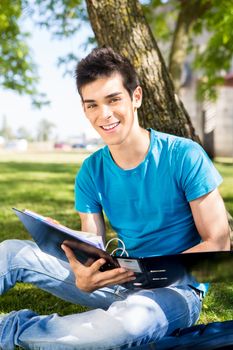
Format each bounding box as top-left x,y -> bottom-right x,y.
110,98 -> 121,103
87,104 -> 96,109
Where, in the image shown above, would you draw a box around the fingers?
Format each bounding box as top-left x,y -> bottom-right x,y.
61,243 -> 82,270
96,271 -> 136,288
61,244 -> 106,270
61,243 -> 74,259
91,258 -> 108,272
90,264 -> 135,287
90,259 -> 134,279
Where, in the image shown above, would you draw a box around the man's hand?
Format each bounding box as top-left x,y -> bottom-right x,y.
61,244 -> 136,293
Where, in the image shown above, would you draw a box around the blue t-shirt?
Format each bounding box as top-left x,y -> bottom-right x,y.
75,129 -> 222,293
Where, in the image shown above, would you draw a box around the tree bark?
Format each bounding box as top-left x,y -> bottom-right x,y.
85,0 -> 199,142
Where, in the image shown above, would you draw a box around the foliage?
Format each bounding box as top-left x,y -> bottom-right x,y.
143,0 -> 233,100
36,118 -> 56,141
193,0 -> 233,100
0,115 -> 14,140
26,0 -> 86,37
0,0 -> 49,107
0,115 -> 51,142
16,126 -> 33,141
0,0 -> 88,106
143,0 -> 177,48
0,0 -> 35,92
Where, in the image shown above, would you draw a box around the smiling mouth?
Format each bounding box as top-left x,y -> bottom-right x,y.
101,122 -> 120,131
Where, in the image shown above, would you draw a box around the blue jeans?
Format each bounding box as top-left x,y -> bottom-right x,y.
0,240 -> 202,350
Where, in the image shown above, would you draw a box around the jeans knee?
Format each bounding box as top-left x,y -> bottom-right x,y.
0,240 -> 16,259
1,239 -> 20,255
0,239 -> 32,265
109,294 -> 168,340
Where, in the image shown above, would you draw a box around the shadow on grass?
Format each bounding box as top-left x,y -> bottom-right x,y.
224,197 -> 233,203
0,162 -> 80,174
224,198 -> 233,217
215,160 -> 233,167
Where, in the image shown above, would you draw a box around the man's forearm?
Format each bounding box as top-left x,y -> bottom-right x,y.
183,234 -> 231,253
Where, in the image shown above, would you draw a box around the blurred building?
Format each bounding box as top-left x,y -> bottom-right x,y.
4,139 -> 28,152
180,71 -> 233,158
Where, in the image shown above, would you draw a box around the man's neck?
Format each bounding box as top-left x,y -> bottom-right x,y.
108,128 -> 150,170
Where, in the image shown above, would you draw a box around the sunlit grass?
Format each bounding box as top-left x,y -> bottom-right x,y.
0,160 -> 86,319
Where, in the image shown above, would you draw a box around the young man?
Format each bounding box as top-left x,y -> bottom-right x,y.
0,47 -> 230,349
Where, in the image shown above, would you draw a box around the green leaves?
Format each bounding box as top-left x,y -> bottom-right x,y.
193,0 -> 233,100
0,0 -> 48,106
29,0 -> 86,38
144,0 -> 233,101
0,0 -> 86,106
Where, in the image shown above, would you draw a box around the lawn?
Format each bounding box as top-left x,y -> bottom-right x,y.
0,153 -> 233,328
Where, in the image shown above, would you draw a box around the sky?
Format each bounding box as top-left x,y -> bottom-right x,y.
0,20 -> 99,140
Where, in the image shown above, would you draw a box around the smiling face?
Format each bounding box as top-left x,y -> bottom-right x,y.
81,73 -> 142,147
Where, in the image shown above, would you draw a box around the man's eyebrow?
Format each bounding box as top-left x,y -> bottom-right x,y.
83,92 -> 122,103
105,92 -> 122,98
83,99 -> 96,103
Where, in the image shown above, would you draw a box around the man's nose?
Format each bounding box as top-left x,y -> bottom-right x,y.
100,105 -> 112,119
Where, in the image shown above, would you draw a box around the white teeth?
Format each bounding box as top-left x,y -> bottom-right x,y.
102,122 -> 119,130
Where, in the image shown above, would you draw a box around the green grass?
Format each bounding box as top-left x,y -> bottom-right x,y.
214,160 -> 233,217
198,159 -> 233,323
0,160 -> 90,317
0,154 -> 232,328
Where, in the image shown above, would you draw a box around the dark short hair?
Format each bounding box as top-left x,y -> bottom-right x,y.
75,47 -> 139,99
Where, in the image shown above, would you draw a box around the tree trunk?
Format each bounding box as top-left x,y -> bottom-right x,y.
168,2 -> 192,92
85,0 -> 199,142
169,0 -> 211,92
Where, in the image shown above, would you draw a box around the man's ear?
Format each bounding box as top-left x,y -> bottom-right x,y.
133,86 -> 142,109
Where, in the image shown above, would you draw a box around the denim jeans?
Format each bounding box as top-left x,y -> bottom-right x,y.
0,240 -> 202,350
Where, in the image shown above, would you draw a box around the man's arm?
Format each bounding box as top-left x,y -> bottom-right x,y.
184,188 -> 230,253
62,211 -> 135,292
79,211 -> 106,243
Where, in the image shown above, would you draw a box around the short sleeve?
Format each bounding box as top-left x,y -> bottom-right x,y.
174,139 -> 223,202
75,160 -> 102,213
